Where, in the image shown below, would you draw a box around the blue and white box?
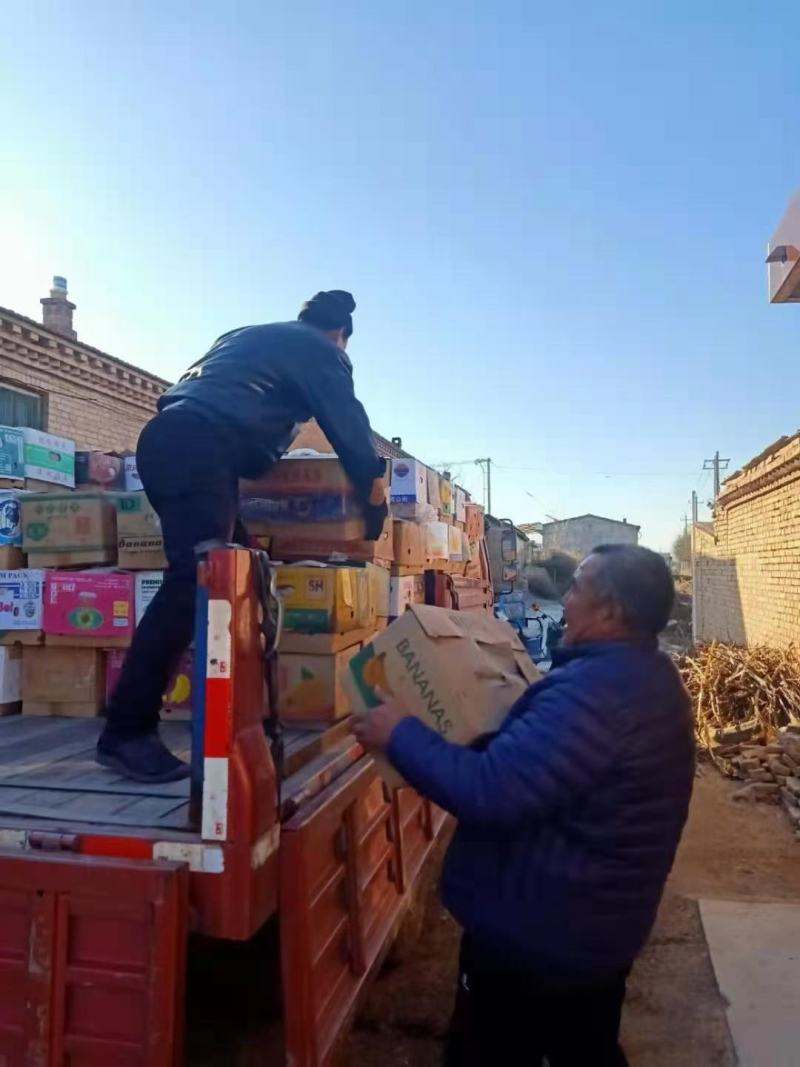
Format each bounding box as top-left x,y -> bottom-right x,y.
390,459 -> 428,506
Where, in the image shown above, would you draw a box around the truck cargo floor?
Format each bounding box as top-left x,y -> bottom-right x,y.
0,716 -> 191,830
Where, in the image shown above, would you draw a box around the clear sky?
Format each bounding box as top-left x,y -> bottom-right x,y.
2,1 -> 799,550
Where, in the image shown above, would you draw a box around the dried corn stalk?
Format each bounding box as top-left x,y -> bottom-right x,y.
680,642 -> 800,757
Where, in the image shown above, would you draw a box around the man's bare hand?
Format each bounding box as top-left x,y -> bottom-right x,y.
353,696 -> 411,753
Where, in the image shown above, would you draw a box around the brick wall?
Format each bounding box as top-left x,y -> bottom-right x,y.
0,309 -> 165,451
695,435 -> 800,647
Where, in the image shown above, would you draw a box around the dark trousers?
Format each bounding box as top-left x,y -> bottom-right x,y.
105,407 -> 246,736
444,937 -> 629,1067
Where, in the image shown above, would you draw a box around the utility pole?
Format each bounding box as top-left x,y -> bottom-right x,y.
475,457 -> 492,515
703,450 -> 730,500
691,490 -> 698,644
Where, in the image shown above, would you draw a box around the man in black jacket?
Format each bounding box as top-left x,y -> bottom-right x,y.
97,290 -> 387,783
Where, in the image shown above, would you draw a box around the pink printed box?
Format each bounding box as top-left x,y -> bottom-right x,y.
44,571 -> 135,645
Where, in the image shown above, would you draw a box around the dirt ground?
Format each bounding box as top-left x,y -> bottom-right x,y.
340,766 -> 800,1066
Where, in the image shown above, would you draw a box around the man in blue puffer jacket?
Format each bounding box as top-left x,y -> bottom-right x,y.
355,544 -> 695,1067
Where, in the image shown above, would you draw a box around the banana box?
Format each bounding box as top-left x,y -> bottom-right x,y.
343,604 -> 539,783
275,563 -> 372,634
279,644 -> 360,723
106,648 -> 193,721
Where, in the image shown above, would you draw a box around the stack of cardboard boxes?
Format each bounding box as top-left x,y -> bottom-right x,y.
0,421 -> 487,730
240,449 -> 485,726
0,425 -> 183,719
241,452 -> 392,725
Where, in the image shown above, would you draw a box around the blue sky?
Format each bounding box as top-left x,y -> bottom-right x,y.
2,1 -> 799,550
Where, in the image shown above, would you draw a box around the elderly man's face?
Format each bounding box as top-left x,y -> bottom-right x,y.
562,554 -> 622,644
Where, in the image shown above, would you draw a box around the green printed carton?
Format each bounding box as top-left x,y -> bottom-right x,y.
0,427 -> 24,482
21,428 -> 75,488
343,604 -> 539,784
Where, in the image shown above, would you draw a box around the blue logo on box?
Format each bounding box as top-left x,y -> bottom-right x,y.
0,498 -> 21,544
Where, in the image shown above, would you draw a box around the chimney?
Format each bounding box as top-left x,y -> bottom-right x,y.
41,276 -> 76,340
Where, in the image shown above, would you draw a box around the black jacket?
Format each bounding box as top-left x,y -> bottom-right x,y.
159,321 -> 384,496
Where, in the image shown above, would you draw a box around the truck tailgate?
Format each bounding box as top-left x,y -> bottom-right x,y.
0,849 -> 188,1066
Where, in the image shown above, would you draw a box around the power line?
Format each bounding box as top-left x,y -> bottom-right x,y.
493,463 -> 701,478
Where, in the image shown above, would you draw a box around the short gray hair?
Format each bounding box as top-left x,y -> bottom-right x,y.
587,544 -> 674,636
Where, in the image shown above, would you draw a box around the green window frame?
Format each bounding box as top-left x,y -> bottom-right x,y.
0,384 -> 44,429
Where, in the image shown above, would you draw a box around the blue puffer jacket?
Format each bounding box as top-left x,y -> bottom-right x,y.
388,639 -> 695,982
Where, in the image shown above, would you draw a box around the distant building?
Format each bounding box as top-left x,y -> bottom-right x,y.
541,514 -> 640,560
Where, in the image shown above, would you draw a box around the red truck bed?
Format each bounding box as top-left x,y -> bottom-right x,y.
0,549 -> 450,1066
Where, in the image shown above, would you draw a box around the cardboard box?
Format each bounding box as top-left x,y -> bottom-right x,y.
270,514 -> 393,565
279,628 -> 371,654
0,547 -> 24,569
465,503 -> 485,544
389,573 -> 425,616
243,513 -> 367,542
243,452 -> 355,496
439,477 -> 453,518
0,427 -> 24,482
115,492 -> 167,570
75,451 -> 126,490
455,487 -> 467,523
368,560 -> 391,620
123,454 -> 144,491
279,645 -> 360,723
106,648 -> 193,721
22,645 -> 105,717
276,563 -> 371,634
344,606 -> 540,779
424,521 -> 450,561
0,569 -> 44,631
392,520 -> 427,568
135,570 -> 163,625
241,451 -> 386,540
391,459 -> 428,506
426,467 -> 442,510
448,524 -> 463,561
0,646 -> 22,714
0,490 -> 24,546
20,428 -> 75,489
240,493 -> 364,533
22,492 -> 117,567
44,571 -> 135,645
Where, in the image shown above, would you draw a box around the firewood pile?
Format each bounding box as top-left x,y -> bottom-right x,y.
680,642 -> 800,833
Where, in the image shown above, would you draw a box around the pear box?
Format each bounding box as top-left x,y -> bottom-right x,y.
343,604 -> 539,783
22,492 -> 117,567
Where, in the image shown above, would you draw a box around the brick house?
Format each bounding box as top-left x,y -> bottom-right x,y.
0,278 -> 167,451
0,277 -> 406,460
694,433 -> 800,647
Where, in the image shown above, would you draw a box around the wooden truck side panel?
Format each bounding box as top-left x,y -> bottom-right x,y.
0,850 -> 188,1067
280,757 -> 443,1067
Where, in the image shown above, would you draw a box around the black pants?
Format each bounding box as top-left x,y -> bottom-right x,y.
444,937 -> 629,1067
105,407 -> 246,736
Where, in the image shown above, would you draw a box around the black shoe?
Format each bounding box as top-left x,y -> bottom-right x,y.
96,729 -> 191,784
